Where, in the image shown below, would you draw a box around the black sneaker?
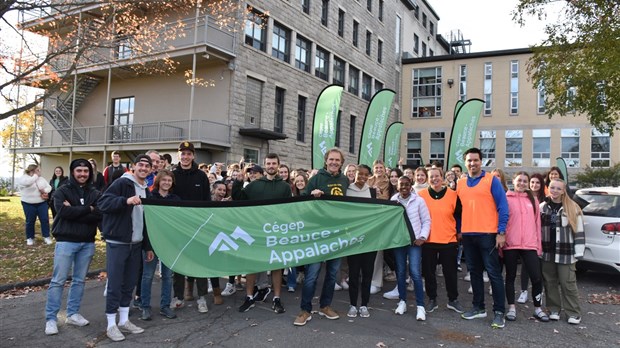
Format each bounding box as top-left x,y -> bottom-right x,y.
239,297 -> 255,312
272,298 -> 286,314
425,299 -> 438,313
253,287 -> 272,302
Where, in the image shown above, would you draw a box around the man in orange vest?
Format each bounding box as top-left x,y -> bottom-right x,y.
456,148 -> 509,329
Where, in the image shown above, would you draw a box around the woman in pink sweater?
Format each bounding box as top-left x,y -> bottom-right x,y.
503,171 -> 548,322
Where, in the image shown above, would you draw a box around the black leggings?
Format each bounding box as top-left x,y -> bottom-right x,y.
422,243 -> 459,301
347,251 -> 377,307
504,249 -> 543,307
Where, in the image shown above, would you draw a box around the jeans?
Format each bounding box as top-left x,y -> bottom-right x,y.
21,201 -> 50,239
287,267 -> 297,290
105,242 -> 142,314
462,234 -> 506,313
45,242 -> 95,321
140,251 -> 173,309
300,258 -> 341,313
394,245 -> 425,306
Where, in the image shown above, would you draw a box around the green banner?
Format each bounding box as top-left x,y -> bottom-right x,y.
384,122 -> 403,169
447,99 -> 484,169
358,89 -> 396,167
143,197 -> 413,278
312,85 -> 344,169
555,157 -> 568,183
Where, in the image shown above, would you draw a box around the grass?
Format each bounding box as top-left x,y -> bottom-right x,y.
0,196 -> 106,285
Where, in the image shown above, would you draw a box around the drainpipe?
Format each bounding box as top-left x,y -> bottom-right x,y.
188,1 -> 201,141
69,12 -> 83,163
11,10 -> 25,193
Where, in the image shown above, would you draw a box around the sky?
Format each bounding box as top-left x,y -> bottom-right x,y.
428,0 -> 563,52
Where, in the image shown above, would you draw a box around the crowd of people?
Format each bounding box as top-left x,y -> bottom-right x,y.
16,144 -> 586,341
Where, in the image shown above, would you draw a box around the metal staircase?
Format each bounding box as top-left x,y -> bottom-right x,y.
40,75 -> 100,144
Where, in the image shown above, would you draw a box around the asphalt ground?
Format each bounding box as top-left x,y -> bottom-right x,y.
1,266 -> 618,348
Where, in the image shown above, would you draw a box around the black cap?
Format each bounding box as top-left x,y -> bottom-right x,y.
178,141 -> 195,153
249,165 -> 264,174
134,154 -> 153,166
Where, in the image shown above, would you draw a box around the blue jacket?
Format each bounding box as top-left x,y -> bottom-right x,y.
98,176 -> 150,243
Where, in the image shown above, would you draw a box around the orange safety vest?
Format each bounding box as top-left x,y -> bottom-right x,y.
457,174 -> 498,234
419,188 -> 458,244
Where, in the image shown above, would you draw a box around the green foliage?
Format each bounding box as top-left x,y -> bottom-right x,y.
0,178 -> 11,196
575,163 -> 620,188
514,0 -> 620,134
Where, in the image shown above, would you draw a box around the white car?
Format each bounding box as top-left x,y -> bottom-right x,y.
573,187 -> 620,273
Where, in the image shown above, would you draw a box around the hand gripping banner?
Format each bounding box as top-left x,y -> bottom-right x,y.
143,196 -> 414,277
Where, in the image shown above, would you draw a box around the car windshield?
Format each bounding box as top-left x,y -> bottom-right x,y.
574,193 -> 620,218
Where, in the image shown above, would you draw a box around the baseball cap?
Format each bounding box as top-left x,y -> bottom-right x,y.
250,165 -> 264,174
178,141 -> 195,153
133,154 -> 153,166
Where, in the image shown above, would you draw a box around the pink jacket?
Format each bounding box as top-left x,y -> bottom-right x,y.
504,191 -> 542,255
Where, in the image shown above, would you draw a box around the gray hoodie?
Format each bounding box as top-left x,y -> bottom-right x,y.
122,172 -> 147,243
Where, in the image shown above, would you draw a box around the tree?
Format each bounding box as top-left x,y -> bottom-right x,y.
0,0 -> 245,121
0,108 -> 43,170
575,163 -> 620,187
513,0 -> 620,134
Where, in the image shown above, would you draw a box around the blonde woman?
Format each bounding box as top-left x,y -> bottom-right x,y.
17,164 -> 53,245
540,179 -> 585,324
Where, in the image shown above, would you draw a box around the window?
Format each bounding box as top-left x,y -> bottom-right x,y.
333,56 -> 345,85
243,148 -> 259,164
484,62 -> 492,115
429,49 -> 434,57
352,20 -> 359,47
297,95 -> 307,142
337,9 -> 345,37
479,131 -> 496,167
116,35 -> 132,59
377,39 -> 383,63
365,30 -> 372,55
422,13 -> 427,28
459,64 -> 467,101
349,65 -> 360,96
367,0 -> 372,12
321,0 -> 329,26
406,132 -> 422,167
429,22 -> 434,36
112,97 -> 134,142
510,60 -> 519,115
561,128 -> 580,167
272,22 -> 290,62
374,80 -> 383,92
413,34 -> 419,54
567,86 -> 577,113
421,42 -> 427,57
505,130 -> 523,167
414,5 -> 419,19
295,35 -> 311,72
395,15 -> 401,55
591,129 -> 610,167
302,0 -> 310,14
378,0 -> 384,21
274,87 -> 285,133
349,115 -> 356,153
245,8 -> 266,51
315,46 -> 329,81
430,132 -> 445,167
412,67 -> 442,117
532,129 -> 551,167
537,81 -> 546,113
362,73 -> 372,101
245,77 -> 263,126
335,110 -> 341,147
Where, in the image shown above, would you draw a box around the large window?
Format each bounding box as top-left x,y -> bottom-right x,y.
349,115 -> 356,153
302,0 -> 310,14
116,35 -> 132,59
352,20 -> 359,47
349,65 -> 360,96
532,129 -> 551,167
505,130 -> 523,167
321,0 -> 329,26
112,97 -> 134,142
412,67 -> 442,117
459,64 -> 467,101
429,22 -> 434,36
367,0 -> 372,12
315,46 -> 329,81
406,132 -> 422,167
297,95 -> 306,142
421,42 -> 427,57
484,62 -> 492,115
378,0 -> 384,21
365,30 -> 372,55
422,12 -> 427,28
333,56 -> 345,85
430,132 -> 445,167
561,128 -> 580,167
591,129 -> 610,167
479,131 -> 496,167
510,60 -> 519,115
272,22 -> 290,62
337,9 -> 345,37
245,8 -> 266,51
362,73 -> 372,101
274,87 -> 285,133
244,148 -> 259,164
245,77 -> 263,126
295,35 -> 311,72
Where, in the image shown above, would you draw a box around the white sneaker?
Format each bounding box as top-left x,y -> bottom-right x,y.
66,313 -> 89,326
395,300 -> 407,315
549,312 -> 560,321
359,306 -> 370,318
383,286 -> 399,300
464,272 -> 471,281
44,237 -> 53,245
197,296 -> 208,313
488,285 -> 493,295
467,285 -> 473,294
517,290 -> 528,304
416,306 -> 426,321
568,316 -> 581,325
207,279 -> 213,293
118,320 -> 144,334
483,271 -> 489,283
347,305 -> 358,318
45,320 -> 58,335
341,280 -> 349,290
370,285 -> 381,295
107,325 -> 125,341
26,238 -> 34,246
334,282 -> 343,291
170,298 -> 184,309
221,282 -> 236,297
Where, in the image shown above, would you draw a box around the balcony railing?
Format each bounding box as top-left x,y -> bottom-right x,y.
8,119 -> 231,149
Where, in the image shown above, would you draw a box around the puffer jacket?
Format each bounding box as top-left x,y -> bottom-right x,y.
504,191 -> 541,255
391,191 -> 431,242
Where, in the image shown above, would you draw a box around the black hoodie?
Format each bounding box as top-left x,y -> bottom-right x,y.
172,161 -> 211,201
51,159 -> 102,242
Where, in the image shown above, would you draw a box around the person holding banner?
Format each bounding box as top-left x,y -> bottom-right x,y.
366,160 -> 390,295
232,153 -> 292,315
294,148 -> 349,326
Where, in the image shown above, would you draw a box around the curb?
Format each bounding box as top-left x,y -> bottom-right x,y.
0,269 -> 104,293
